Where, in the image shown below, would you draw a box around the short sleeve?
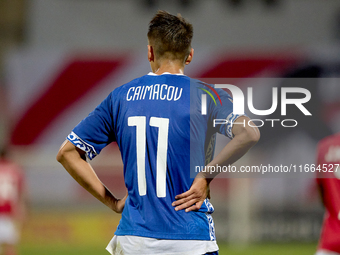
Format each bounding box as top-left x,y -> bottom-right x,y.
67,93 -> 116,160
212,88 -> 246,139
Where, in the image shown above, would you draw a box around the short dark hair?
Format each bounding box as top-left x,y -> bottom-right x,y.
147,10 -> 193,61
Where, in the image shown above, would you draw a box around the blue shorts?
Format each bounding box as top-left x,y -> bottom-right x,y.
205,252 -> 218,255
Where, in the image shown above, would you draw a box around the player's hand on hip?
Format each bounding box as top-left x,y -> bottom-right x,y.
113,192 -> 128,214
172,173 -> 209,212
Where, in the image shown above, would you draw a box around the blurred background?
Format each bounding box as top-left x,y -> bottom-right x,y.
1,0 -> 340,254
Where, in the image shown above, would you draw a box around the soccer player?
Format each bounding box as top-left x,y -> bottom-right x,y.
57,10 -> 260,255
0,148 -> 25,255
315,133 -> 340,255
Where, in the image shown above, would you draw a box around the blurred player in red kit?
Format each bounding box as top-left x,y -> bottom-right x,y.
0,147 -> 25,255
316,133 -> 340,255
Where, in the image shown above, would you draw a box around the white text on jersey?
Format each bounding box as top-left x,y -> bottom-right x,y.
126,84 -> 182,102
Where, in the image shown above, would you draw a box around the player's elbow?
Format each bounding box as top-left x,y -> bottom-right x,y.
239,125 -> 260,148
247,126 -> 260,146
233,116 -> 260,146
56,140 -> 69,163
56,148 -> 66,163
56,141 -> 86,163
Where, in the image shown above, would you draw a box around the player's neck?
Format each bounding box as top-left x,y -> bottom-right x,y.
153,59 -> 184,75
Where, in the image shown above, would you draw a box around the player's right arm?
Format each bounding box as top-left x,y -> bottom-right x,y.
56,140 -> 127,213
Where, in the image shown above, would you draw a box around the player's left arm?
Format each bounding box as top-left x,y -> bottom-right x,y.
57,140 -> 127,213
173,116 -> 260,212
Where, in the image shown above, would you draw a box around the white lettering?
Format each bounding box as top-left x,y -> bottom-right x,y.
281,87 -> 312,116
160,84 -> 167,100
127,87 -> 134,101
144,85 -> 153,100
133,86 -> 141,101
153,84 -> 160,100
174,87 -> 183,101
248,87 -> 278,116
167,86 -> 175,101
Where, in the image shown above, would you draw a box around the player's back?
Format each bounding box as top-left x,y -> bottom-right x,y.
112,73 -> 215,240
316,133 -> 340,253
68,72 -> 222,241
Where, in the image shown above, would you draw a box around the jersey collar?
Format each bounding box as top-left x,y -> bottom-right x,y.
147,72 -> 185,76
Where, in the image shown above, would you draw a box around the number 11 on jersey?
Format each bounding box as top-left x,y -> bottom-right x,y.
128,116 -> 169,198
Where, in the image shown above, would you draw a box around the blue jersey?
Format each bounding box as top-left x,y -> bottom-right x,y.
67,73 -> 239,241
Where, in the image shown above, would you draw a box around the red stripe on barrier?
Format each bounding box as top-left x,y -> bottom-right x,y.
10,58 -> 126,145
